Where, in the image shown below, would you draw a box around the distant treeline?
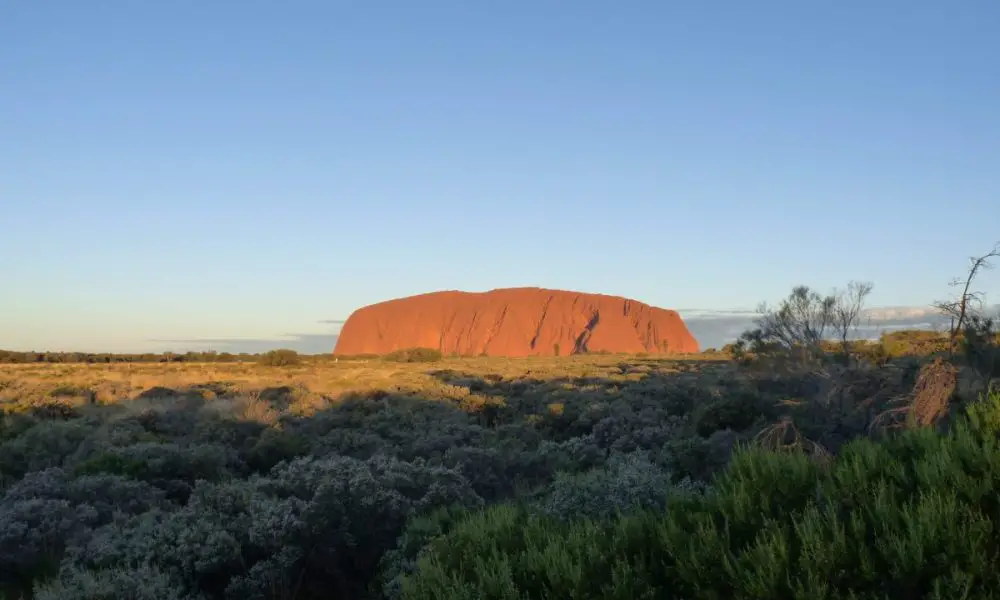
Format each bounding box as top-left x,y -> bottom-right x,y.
0,350 -> 262,364
0,330 -> 973,365
0,347 -> 649,365
0,349 -> 382,365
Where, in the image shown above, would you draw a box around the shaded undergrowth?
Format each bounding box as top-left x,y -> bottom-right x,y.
0,350 -> 990,599
401,392 -> 1000,599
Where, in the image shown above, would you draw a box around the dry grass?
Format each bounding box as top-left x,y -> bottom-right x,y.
6,351 -> 970,448
0,353 -> 730,417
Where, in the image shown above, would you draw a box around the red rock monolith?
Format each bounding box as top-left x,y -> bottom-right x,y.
333,287 -> 699,356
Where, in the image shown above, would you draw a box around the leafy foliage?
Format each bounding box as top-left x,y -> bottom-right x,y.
401,403 -> 1000,598
382,348 -> 444,363
961,315 -> 1000,392
257,349 -> 301,367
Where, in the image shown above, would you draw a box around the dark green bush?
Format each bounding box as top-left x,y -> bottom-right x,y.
242,428 -> 310,473
257,348 -> 301,367
0,420 -> 95,481
694,392 -> 773,437
73,453 -> 148,478
383,348 -> 443,363
961,315 -> 1000,392
377,505 -> 472,599
399,402 -> 1000,599
48,386 -> 89,398
661,428 -> 738,482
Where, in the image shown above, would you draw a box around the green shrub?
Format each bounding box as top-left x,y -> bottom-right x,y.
533,451 -> 678,521
33,564 -> 189,600
961,315 -> 1000,391
73,454 -> 148,478
383,348 -> 443,363
242,428 -> 310,473
400,414 -> 1000,599
661,428 -> 737,482
48,386 -> 88,398
879,330 -> 952,357
965,388 -> 1000,436
256,349 -> 300,367
378,505 -> 472,599
694,392 -> 772,437
855,340 -> 892,366
0,420 -> 95,481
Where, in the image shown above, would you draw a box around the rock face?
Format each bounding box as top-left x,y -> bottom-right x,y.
333,287 -> 700,357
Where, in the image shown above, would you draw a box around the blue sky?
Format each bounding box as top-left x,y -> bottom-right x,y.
2,2 -> 999,353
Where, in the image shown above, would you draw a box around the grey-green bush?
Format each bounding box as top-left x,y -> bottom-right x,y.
398,399 -> 1000,599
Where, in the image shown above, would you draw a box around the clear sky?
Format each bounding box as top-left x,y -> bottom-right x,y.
2,2 -> 999,353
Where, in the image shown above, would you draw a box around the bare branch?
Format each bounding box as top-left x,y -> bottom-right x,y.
831,281 -> 874,352
740,281 -> 872,366
932,241 -> 1000,355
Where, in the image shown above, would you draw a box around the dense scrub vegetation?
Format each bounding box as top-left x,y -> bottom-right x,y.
0,343 -> 993,599
400,394 -> 1000,599
382,348 -> 445,363
256,349 -> 303,367
2,247 -> 999,598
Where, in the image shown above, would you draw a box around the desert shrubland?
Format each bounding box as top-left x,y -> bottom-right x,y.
2,259 -> 1000,597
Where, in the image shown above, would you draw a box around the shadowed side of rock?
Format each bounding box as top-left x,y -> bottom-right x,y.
333,287 -> 700,357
